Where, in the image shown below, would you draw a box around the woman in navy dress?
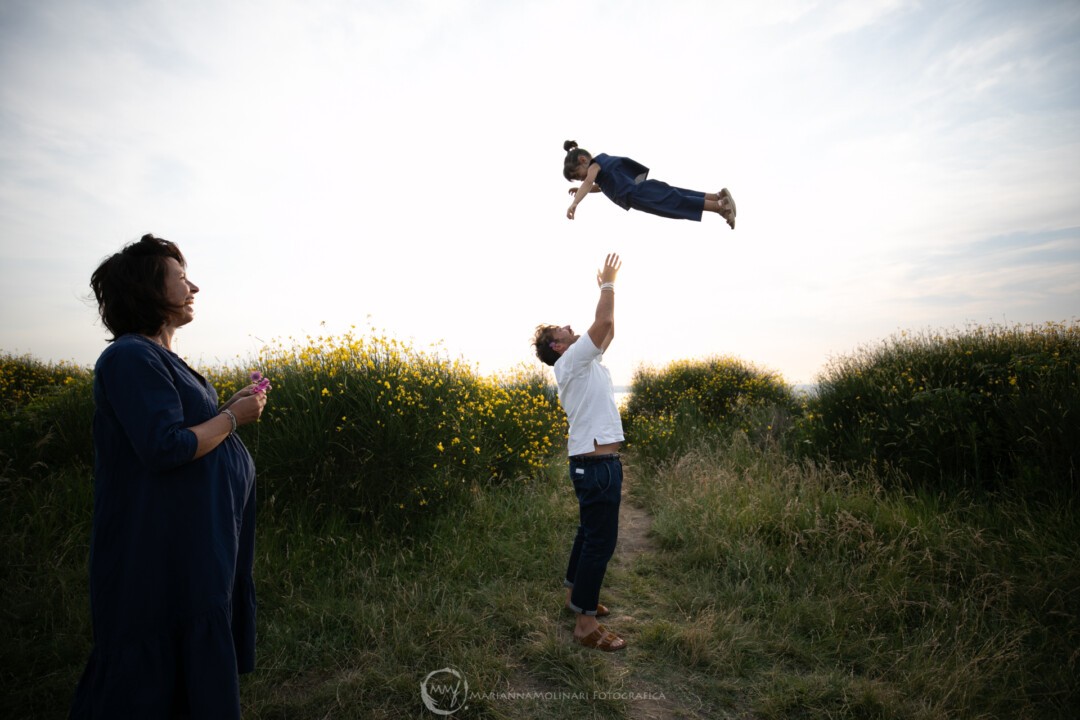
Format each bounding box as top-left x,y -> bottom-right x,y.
562,140 -> 737,229
71,234 -> 267,719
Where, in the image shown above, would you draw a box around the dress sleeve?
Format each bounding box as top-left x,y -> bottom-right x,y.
96,344 -> 199,472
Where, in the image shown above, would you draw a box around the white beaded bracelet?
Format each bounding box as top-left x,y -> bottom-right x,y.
600,282 -> 615,291
221,408 -> 238,434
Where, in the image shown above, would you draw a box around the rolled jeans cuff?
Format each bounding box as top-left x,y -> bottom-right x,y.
566,599 -> 596,616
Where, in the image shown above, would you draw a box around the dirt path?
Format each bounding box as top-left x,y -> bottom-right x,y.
504,460 -> 714,719
615,488 -> 656,560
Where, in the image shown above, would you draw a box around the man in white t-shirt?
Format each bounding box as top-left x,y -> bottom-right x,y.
532,253 -> 627,652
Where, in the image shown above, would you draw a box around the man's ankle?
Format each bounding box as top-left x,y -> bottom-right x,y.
575,615 -> 600,637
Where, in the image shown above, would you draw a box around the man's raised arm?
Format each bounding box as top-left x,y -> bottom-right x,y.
587,253 -> 621,351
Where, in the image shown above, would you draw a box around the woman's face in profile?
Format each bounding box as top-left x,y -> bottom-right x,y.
161,257 -> 199,327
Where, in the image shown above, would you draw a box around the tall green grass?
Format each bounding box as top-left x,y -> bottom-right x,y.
1,464 -> 93,717
8,433 -> 1077,718
3,445 -> 638,718
627,438 -> 1080,718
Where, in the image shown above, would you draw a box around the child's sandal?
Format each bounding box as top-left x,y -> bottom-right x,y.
720,188 -> 736,229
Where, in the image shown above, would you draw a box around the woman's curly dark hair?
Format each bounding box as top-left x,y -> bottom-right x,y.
90,233 -> 186,341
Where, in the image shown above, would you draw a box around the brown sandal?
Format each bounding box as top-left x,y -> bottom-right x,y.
577,624 -> 627,652
565,602 -> 610,617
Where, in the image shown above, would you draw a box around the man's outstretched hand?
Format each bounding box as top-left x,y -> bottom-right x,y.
597,253 -> 621,287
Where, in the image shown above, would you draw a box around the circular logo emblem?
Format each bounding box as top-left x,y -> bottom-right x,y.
420,667 -> 468,715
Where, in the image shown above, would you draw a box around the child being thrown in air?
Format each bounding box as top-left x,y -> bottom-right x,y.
563,140 -> 736,229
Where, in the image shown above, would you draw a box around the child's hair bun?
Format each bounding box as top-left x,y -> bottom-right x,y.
563,140 -> 578,152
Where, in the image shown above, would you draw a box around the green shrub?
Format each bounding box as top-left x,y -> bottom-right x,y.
0,353 -> 90,413
623,355 -> 797,462
798,322 -> 1080,494
0,354 -> 93,476
0,334 -> 567,517
206,331 -> 566,515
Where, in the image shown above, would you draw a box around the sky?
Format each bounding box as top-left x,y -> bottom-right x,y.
1,0 -> 1078,387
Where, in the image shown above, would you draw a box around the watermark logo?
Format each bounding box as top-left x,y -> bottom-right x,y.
420,667 -> 468,715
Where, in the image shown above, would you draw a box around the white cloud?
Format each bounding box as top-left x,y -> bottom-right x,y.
2,0 -> 1078,386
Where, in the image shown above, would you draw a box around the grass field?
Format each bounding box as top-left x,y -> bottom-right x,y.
2,323 -> 1078,718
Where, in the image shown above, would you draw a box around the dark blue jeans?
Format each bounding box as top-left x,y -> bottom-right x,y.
563,454 -> 622,615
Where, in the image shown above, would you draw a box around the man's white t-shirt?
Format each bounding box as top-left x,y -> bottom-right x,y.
553,332 -> 625,456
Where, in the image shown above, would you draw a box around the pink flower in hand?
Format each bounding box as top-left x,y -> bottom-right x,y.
249,370 -> 271,394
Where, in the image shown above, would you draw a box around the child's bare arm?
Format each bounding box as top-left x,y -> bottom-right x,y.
567,163 -> 601,220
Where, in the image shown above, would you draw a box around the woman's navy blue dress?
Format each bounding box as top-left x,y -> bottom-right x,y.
70,334 -> 256,719
592,153 -> 706,221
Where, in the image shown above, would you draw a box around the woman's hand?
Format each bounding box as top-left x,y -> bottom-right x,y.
221,385 -> 255,410
228,391 -> 267,427
192,388 -> 267,459
222,372 -> 271,411
567,203 -> 578,220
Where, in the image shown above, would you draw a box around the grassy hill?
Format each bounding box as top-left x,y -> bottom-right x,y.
2,322 -> 1077,718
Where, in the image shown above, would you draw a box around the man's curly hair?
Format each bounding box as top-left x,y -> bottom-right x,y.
532,324 -> 562,366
